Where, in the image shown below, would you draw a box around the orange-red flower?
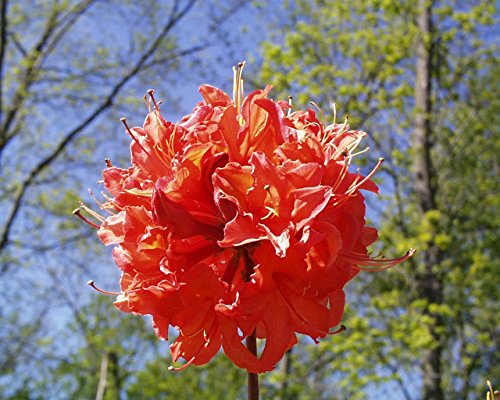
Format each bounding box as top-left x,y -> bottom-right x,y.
81,67 -> 413,373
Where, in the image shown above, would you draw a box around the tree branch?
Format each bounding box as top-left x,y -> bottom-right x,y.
0,0 -> 8,124
0,0 -> 96,156
0,0 -> 198,271
0,307 -> 47,375
0,2 -> 61,153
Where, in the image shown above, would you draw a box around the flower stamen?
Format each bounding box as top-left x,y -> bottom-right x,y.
79,201 -> 105,222
329,324 -> 346,335
88,189 -> 114,215
120,117 -> 151,156
287,96 -> 293,117
72,208 -> 100,228
168,356 -> 196,372
350,146 -> 370,158
263,185 -> 280,217
261,206 -> 278,220
344,248 -> 416,271
345,158 -> 384,196
147,89 -> 160,112
100,191 -> 121,212
87,280 -> 121,295
233,61 -> 246,125
331,156 -> 352,193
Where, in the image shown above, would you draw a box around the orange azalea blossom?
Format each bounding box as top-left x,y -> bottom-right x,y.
82,69 -> 414,373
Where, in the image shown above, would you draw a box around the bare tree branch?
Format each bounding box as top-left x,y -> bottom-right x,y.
0,0 -> 7,123
375,348 -> 413,400
0,2 -> 61,152
0,0 -> 198,271
6,30 -> 26,56
0,307 -> 48,375
0,0 -> 96,155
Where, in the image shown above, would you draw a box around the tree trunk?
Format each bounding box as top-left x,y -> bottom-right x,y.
95,353 -> 109,400
413,1 -> 444,399
108,351 -> 122,399
279,349 -> 293,399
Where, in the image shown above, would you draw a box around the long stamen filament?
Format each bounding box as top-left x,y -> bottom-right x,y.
87,280 -> 121,295
73,208 -> 100,228
120,118 -> 150,155
263,185 -> 280,217
79,201 -> 105,222
346,158 -> 384,196
233,61 -> 246,125
143,92 -> 152,113
350,147 -> 370,157
331,156 -> 352,193
340,114 -> 349,133
168,356 -> 196,372
100,191 -> 120,212
88,189 -> 114,215
329,324 -> 346,335
147,89 -> 160,111
344,248 -> 416,271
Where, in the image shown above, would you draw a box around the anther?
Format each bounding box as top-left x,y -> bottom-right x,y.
104,158 -> 113,167
87,280 -> 121,296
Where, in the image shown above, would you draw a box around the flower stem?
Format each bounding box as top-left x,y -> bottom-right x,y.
246,330 -> 259,400
242,248 -> 259,400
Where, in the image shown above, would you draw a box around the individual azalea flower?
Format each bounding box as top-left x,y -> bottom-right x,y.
76,63 -> 414,374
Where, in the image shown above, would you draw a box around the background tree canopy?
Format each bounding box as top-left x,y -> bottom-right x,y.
0,0 -> 498,399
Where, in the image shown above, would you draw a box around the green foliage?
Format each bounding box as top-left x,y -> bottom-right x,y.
38,296 -> 159,399
261,0 -> 416,128
127,353 -> 246,400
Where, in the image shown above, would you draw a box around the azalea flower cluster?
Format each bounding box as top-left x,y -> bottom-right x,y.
79,66 -> 413,373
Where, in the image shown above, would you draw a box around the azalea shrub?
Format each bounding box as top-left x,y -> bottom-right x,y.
80,67 -> 413,374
